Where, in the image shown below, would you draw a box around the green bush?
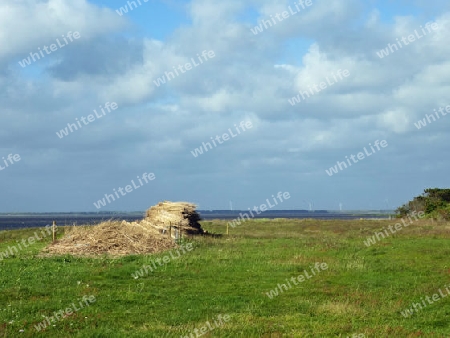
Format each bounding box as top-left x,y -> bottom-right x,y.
396,188 -> 450,219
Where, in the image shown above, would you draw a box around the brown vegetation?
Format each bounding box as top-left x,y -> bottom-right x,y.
42,201 -> 203,257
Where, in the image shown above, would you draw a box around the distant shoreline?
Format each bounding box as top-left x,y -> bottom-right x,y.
0,211 -> 394,231
0,210 -> 394,216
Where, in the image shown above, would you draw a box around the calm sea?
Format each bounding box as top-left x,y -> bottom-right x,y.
0,211 -> 391,231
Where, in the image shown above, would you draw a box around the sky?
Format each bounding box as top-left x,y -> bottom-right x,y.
1,0 -> 450,212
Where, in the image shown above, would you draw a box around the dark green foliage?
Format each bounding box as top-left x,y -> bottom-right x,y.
396,188 -> 450,220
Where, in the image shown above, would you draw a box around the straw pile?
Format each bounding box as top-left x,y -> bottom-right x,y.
144,201 -> 204,236
42,220 -> 177,257
41,201 -> 204,257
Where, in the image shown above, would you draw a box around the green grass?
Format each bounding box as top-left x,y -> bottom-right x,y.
1,219 -> 449,337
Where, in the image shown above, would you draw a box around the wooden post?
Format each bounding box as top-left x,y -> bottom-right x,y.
169,224 -> 172,239
52,221 -> 56,243
178,223 -> 183,243
226,222 -> 229,235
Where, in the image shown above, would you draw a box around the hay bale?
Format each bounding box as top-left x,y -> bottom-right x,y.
144,201 -> 204,235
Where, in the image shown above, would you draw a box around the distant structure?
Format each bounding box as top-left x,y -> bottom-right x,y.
303,200 -> 314,212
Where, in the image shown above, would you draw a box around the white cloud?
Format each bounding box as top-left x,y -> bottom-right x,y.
0,0 -> 125,61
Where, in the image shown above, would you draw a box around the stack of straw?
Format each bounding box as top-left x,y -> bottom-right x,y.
41,220 -> 177,257
144,201 -> 204,235
41,201 -> 204,257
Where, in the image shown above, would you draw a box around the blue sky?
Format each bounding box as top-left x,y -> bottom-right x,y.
99,0 -> 192,39
1,0 -> 449,212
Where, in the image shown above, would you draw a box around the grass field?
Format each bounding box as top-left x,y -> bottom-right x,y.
0,218 -> 449,337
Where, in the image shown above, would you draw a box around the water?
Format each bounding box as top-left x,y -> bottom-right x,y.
0,211 -> 392,231
0,214 -> 143,231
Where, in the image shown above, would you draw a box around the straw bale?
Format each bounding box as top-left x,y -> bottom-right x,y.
144,201 -> 203,235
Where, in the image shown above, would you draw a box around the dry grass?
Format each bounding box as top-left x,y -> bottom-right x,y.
41,220 -> 177,257
145,201 -> 203,235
